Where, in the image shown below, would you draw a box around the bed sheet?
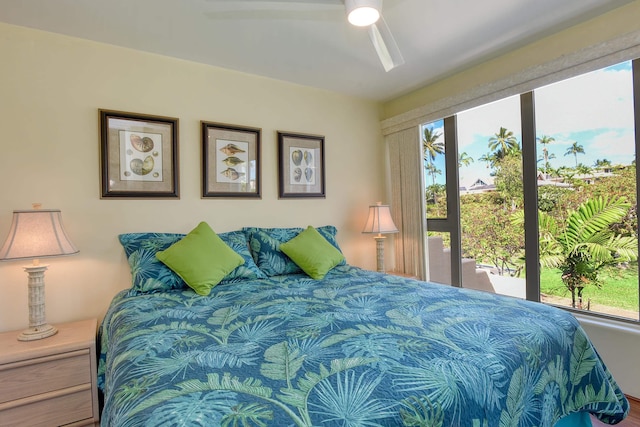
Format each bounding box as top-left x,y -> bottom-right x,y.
98,265 -> 628,426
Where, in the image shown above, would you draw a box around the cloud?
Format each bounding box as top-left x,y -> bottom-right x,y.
457,95 -> 521,149
535,66 -> 633,135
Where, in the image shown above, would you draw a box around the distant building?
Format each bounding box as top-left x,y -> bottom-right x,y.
459,168 -> 616,195
460,177 -> 495,194
537,172 -> 572,188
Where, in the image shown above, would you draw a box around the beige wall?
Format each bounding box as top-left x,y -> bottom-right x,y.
0,23 -> 385,333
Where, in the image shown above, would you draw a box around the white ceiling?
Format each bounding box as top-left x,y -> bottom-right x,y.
0,0 -> 634,101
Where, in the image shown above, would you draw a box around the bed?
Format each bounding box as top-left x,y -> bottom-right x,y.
97,223 -> 629,426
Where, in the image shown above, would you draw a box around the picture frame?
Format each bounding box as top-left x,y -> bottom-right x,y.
278,131 -> 325,198
202,122 -> 262,198
99,109 -> 179,198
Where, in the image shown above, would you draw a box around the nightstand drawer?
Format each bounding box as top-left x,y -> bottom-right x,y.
0,384 -> 93,426
0,319 -> 99,426
0,349 -> 91,404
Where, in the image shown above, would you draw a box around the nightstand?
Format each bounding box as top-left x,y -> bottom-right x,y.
0,318 -> 99,426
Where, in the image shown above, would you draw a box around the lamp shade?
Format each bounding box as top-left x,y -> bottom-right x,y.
345,0 -> 381,26
0,209 -> 78,261
362,202 -> 398,235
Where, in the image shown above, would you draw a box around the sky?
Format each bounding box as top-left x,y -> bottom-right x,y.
424,61 -> 635,187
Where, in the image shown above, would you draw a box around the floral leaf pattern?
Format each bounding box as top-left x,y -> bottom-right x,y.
98,266 -> 628,426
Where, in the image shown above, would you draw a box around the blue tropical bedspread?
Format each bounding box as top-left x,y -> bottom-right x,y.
98,266 -> 629,426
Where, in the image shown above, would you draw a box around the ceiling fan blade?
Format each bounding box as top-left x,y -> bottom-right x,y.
203,0 -> 342,21
205,0 -> 341,4
368,16 -> 404,72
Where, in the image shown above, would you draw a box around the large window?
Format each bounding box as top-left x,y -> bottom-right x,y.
423,60 -> 639,322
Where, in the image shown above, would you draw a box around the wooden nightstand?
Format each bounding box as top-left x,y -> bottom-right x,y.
0,318 -> 99,426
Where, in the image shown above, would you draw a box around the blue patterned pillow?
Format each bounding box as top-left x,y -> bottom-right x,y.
220,231 -> 269,283
119,230 -> 266,295
242,226 -> 345,276
119,232 -> 184,294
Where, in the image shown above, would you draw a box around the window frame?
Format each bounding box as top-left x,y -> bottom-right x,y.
423,61 -> 640,323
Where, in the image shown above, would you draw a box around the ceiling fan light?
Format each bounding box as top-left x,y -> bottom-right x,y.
345,0 -> 382,27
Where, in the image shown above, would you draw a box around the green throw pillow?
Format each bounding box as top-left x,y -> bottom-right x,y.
156,222 -> 244,296
280,226 -> 345,280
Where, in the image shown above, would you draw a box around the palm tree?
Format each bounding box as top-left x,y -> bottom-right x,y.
422,127 -> 444,165
593,158 -> 612,171
458,151 -> 474,168
545,165 -> 561,179
537,153 -> 556,178
488,127 -> 518,159
424,162 -> 442,187
478,152 -> 494,169
537,135 -> 555,177
576,163 -> 592,176
564,141 -> 585,167
424,163 -> 443,204
422,127 -> 444,201
515,196 -> 637,309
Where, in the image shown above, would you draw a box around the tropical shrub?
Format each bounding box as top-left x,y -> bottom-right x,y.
513,196 -> 638,308
461,193 -> 524,276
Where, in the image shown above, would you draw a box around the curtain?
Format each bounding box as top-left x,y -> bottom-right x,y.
386,126 -> 427,280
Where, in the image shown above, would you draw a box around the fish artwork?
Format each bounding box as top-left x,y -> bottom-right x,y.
220,143 -> 246,156
221,167 -> 245,181
222,156 -> 245,166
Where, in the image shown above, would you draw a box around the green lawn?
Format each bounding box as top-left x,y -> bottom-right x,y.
539,265 -> 639,311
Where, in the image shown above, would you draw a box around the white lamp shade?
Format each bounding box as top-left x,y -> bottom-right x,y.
362,203 -> 398,235
0,209 -> 78,261
345,0 -> 382,26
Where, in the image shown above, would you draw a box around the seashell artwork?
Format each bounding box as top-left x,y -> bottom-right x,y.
291,150 -> 303,166
130,156 -> 154,175
304,150 -> 313,165
304,167 -> 313,182
130,134 -> 154,152
220,143 -> 246,156
221,167 -> 245,181
222,156 -> 245,167
293,167 -> 302,182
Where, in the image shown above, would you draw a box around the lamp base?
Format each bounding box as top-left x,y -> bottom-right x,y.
18,323 -> 58,341
18,264 -> 57,341
374,235 -> 386,273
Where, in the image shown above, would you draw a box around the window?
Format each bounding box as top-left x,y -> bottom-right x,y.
423,60 -> 639,322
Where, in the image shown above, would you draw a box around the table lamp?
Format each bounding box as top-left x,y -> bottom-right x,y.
0,204 -> 78,341
362,202 -> 398,273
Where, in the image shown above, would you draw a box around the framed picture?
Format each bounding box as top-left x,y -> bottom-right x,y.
278,131 -> 325,198
99,109 -> 179,198
202,121 -> 261,198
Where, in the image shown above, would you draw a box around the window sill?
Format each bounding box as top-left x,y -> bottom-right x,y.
572,311 -> 640,336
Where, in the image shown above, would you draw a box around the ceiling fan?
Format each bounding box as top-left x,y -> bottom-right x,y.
205,0 -> 404,72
